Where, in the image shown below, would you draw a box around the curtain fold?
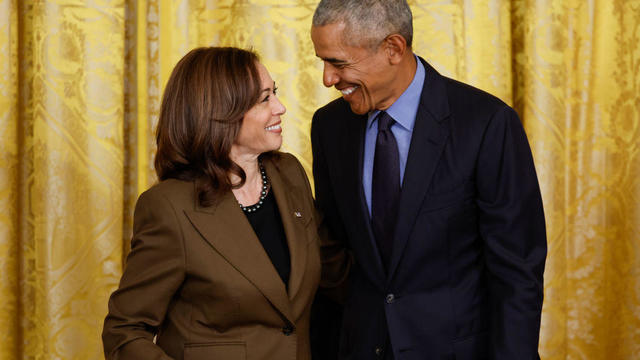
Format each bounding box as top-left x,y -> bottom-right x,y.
512,1 -> 640,358
0,0 -> 19,357
3,1 -> 126,358
0,0 -> 638,359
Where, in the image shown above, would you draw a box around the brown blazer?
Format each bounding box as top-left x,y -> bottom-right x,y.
103,153 -> 323,360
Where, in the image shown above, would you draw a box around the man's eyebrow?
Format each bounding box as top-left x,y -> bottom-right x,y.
317,55 -> 347,64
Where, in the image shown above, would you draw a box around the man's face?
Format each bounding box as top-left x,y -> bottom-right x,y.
311,22 -> 395,115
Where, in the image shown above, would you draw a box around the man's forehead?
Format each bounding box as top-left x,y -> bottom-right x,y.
311,22 -> 347,46
312,28 -> 362,59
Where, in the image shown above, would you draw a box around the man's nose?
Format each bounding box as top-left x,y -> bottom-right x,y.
323,63 -> 339,87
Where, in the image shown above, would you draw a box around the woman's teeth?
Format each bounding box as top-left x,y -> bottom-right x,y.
265,124 -> 281,131
341,86 -> 359,96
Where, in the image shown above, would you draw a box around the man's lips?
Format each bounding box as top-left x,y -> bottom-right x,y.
339,85 -> 359,96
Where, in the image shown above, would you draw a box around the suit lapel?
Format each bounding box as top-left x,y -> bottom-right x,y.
336,108 -> 387,285
264,158 -> 309,302
387,60 -> 451,283
184,184 -> 294,324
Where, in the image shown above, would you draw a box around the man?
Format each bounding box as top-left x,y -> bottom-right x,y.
309,0 -> 547,359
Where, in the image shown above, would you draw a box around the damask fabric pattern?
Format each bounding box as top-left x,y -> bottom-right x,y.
513,1 -> 640,358
0,0 -> 638,359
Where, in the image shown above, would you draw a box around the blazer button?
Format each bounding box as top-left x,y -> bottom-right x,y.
375,347 -> 383,356
385,293 -> 395,304
282,325 -> 294,336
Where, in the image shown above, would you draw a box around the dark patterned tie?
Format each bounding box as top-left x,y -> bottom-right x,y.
371,111 -> 400,272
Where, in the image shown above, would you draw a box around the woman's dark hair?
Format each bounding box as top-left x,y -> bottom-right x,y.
154,47 -> 262,207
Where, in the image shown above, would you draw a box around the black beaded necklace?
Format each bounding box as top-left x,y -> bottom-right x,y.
239,162 -> 269,213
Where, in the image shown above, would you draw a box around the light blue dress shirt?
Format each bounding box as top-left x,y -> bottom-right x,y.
363,56 -> 425,216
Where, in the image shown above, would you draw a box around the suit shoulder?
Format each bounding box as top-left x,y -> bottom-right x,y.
440,76 -> 521,138
313,97 -> 350,126
311,97 -> 356,146
315,97 -> 349,116
443,76 -> 510,115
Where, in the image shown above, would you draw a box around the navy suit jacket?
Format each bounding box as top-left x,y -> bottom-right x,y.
310,58 -> 546,360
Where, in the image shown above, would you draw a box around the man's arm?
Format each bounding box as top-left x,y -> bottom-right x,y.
475,106 -> 547,360
309,110 -> 351,359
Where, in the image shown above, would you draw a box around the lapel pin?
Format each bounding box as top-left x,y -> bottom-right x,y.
294,211 -> 302,218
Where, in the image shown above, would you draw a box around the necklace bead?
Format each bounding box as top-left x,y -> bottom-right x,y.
239,162 -> 269,213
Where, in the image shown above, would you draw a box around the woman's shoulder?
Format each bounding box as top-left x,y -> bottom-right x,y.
267,151 -> 314,193
138,178 -> 195,210
267,151 -> 309,180
268,151 -> 303,170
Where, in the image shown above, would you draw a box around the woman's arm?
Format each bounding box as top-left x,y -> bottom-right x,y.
102,189 -> 186,360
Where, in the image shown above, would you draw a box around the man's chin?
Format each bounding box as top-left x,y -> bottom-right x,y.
346,101 -> 369,115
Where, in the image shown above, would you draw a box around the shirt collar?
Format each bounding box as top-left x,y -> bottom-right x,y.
367,55 -> 425,131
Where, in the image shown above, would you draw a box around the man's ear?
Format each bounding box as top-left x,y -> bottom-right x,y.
384,34 -> 408,65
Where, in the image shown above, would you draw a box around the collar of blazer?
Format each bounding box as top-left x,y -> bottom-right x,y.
183,155 -> 311,326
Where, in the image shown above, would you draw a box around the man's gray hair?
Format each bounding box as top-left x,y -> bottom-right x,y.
312,0 -> 413,49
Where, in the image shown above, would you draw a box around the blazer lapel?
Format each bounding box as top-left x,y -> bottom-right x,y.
184,187 -> 294,324
387,60 -> 451,283
337,109 -> 387,286
264,158 -> 309,302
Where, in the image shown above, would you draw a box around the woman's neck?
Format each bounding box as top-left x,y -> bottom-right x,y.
229,152 -> 263,206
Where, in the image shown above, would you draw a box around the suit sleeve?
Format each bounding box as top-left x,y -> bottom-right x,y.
310,111 -> 351,296
475,106 -> 547,360
102,190 -> 186,360
309,110 -> 351,360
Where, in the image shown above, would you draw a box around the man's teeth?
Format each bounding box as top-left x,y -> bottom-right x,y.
265,124 -> 281,131
341,86 -> 359,96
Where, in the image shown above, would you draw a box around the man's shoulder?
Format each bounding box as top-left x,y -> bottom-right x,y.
418,57 -> 512,117
311,97 -> 355,141
313,97 -> 351,122
442,76 -> 509,115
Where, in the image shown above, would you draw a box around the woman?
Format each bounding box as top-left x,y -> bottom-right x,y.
103,47 -> 335,360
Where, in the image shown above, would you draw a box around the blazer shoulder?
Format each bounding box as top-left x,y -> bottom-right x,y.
138,178 -> 194,211
272,151 -> 298,166
270,152 -> 307,182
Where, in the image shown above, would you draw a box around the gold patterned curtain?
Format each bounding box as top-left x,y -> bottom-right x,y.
0,0 -> 638,359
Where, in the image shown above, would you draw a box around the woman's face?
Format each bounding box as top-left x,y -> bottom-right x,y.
232,62 -> 286,158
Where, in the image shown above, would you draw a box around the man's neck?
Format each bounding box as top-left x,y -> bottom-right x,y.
379,53 -> 417,111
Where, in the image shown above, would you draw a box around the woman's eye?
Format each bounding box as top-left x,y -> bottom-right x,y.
273,87 -> 278,95
262,95 -> 270,103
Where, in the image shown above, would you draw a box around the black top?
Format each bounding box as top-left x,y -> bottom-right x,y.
244,189 -> 291,287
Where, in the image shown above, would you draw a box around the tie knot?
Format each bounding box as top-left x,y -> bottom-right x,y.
377,111 -> 395,132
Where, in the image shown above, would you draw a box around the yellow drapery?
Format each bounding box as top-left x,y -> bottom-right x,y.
1,0 -> 638,359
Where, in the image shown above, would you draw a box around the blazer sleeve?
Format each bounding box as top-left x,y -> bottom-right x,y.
475,106 -> 547,360
102,189 -> 186,360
